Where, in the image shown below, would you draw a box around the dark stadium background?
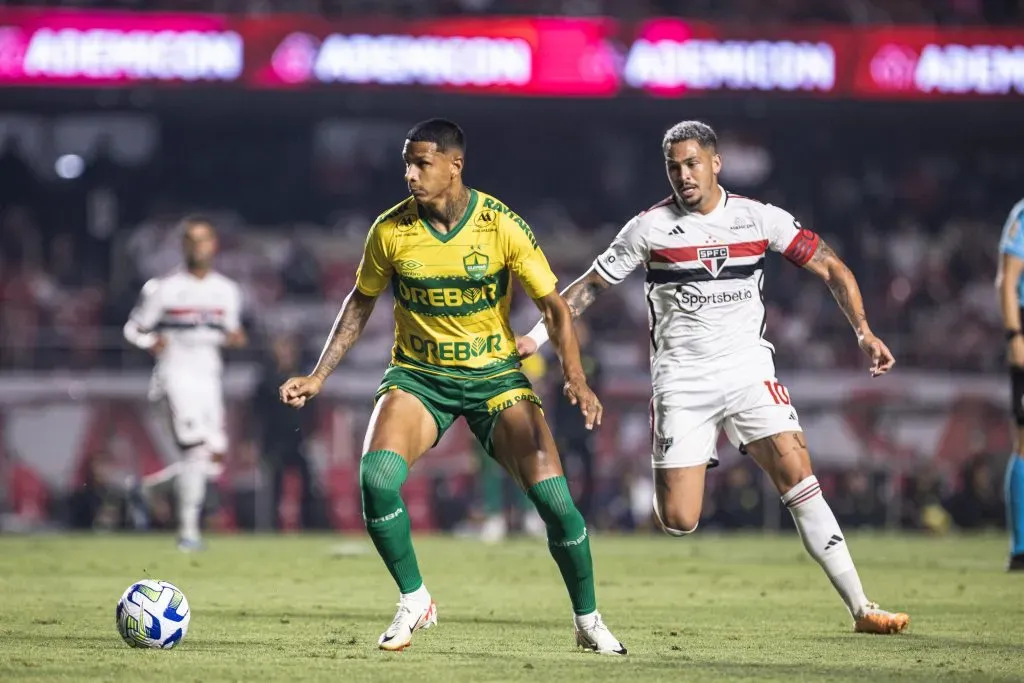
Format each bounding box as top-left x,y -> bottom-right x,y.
1,0 -> 1022,540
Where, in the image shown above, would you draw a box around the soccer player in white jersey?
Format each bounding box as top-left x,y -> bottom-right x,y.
995,197 -> 1024,571
519,121 -> 909,634
123,217 -> 246,552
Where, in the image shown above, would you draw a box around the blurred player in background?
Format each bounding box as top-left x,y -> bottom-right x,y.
123,217 -> 246,552
995,198 -> 1024,571
279,119 -> 626,654
519,120 -> 910,633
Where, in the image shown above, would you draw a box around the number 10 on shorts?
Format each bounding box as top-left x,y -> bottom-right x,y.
764,381 -> 791,405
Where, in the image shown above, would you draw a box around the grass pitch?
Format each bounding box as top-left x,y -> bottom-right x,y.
0,532 -> 1021,682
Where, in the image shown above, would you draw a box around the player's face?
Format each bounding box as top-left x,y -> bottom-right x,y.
403,140 -> 462,203
183,223 -> 217,269
665,140 -> 721,211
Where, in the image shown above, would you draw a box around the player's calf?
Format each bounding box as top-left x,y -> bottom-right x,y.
360,450 -> 424,595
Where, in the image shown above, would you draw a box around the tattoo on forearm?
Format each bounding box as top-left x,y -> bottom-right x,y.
564,278 -> 605,320
814,240 -> 868,329
313,293 -> 375,380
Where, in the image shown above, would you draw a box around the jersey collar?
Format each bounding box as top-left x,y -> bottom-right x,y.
418,188 -> 479,244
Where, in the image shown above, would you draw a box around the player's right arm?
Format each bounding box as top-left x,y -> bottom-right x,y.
123,278 -> 165,356
279,222 -> 391,408
518,215 -> 646,358
996,201 -> 1024,367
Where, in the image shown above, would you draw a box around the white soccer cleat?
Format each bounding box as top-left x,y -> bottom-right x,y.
574,611 -> 627,655
378,595 -> 437,651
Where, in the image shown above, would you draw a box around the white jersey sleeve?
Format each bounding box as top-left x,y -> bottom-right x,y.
123,278 -> 163,349
593,215 -> 650,284
760,203 -> 820,267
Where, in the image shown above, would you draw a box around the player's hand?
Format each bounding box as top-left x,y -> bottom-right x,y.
279,375 -> 323,409
1008,335 -> 1024,368
858,332 -> 895,377
516,335 -> 538,359
149,335 -> 167,357
562,373 -> 603,430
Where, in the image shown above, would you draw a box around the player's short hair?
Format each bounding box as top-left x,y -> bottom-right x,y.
406,118 -> 466,154
179,214 -> 216,237
662,121 -> 718,156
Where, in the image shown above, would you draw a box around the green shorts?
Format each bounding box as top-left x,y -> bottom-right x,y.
374,364 -> 542,457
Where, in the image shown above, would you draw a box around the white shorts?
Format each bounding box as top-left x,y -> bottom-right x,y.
650,358 -> 801,470
152,377 -> 227,454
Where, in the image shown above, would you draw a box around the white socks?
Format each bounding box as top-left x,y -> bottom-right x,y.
783,475 -> 870,618
176,446 -> 208,542
401,584 -> 431,606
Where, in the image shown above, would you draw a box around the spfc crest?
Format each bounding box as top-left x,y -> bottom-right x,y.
697,246 -> 729,278
463,250 -> 489,280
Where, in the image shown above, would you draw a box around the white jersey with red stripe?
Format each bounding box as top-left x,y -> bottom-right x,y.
594,187 -> 818,394
128,269 -> 243,388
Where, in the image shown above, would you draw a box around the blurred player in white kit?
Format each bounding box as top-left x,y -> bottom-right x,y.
123,217 -> 246,551
519,121 -> 910,634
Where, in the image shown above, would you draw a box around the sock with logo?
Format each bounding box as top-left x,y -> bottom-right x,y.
783,475 -> 870,618
1005,453 -> 1024,557
360,450 -> 423,594
527,475 -> 596,615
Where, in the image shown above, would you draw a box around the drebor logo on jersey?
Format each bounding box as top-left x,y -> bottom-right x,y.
674,284 -> 752,313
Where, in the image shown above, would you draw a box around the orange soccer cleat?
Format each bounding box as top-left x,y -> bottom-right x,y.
854,602 -> 910,634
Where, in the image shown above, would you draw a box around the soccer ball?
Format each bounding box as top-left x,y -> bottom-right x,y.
115,579 -> 190,649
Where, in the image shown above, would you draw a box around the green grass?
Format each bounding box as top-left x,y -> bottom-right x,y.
0,532 -> 1022,682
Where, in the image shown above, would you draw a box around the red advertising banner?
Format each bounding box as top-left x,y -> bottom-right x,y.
0,8 -> 243,86
622,19 -> 854,97
0,9 -> 1022,99
244,15 -> 620,97
854,28 -> 1024,97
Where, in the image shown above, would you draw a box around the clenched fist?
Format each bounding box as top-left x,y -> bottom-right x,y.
279,375 -> 323,409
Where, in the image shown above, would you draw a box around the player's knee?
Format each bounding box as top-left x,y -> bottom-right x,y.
653,500 -> 700,536
359,450 -> 409,517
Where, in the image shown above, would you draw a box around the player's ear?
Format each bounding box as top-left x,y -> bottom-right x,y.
449,152 -> 464,178
711,153 -> 722,176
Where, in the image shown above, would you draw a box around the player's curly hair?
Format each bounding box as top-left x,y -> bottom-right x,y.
662,120 -> 717,155
406,118 -> 466,154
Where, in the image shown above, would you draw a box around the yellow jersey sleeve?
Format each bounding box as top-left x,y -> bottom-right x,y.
354,222 -> 394,297
502,214 -> 557,300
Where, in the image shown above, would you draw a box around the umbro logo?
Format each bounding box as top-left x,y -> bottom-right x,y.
824,534 -> 844,550
668,225 -> 685,236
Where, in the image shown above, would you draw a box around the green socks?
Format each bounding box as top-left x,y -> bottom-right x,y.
527,475 -> 597,615
362,452 -> 595,614
360,450 -> 422,593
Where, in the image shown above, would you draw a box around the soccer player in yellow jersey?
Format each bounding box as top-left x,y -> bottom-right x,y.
279,119 -> 626,654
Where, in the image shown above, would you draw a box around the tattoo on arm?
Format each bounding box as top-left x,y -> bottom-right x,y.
312,289 -> 377,381
563,272 -> 609,320
812,240 -> 868,330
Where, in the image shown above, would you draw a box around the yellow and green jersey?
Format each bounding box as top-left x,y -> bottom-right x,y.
355,188 -> 557,379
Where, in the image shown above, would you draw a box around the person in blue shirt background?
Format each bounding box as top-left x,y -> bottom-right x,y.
996,198 -> 1024,571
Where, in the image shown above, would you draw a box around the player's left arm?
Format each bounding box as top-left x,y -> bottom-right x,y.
801,237 -> 894,377
506,217 -> 602,429
765,204 -> 893,377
